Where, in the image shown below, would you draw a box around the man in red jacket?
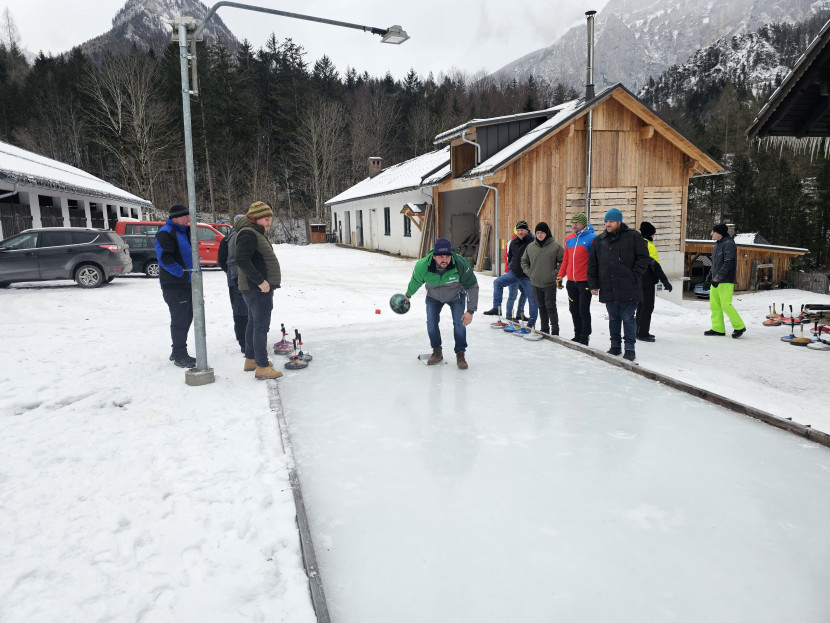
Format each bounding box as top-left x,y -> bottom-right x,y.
557,213 -> 596,345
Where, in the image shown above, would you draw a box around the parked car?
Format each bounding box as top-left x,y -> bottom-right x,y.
0,227 -> 132,288
113,220 -> 224,266
211,223 -> 232,236
121,234 -> 160,277
693,282 -> 710,298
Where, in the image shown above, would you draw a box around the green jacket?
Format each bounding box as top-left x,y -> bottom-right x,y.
406,251 -> 479,313
235,216 -> 281,291
521,236 -> 564,288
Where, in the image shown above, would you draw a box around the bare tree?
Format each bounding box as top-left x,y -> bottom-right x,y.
81,52 -> 178,205
407,103 -> 443,157
0,8 -> 20,50
291,99 -> 349,222
348,84 -> 399,183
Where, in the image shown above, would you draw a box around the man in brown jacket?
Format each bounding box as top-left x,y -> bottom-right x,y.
236,201 -> 283,380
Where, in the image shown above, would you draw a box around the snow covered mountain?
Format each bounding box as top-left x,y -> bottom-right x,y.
638,14 -> 829,109
496,0 -> 823,92
79,0 -> 238,61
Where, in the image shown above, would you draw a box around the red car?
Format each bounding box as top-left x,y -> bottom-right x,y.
114,220 -> 224,266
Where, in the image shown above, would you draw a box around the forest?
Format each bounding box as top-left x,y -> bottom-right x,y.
0,16 -> 827,269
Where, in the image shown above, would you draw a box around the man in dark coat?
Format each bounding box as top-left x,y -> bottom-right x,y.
587,208 -> 650,361
636,221 -> 673,342
154,204 -> 196,368
704,223 -> 746,338
217,214 -> 247,352
482,220 -> 537,325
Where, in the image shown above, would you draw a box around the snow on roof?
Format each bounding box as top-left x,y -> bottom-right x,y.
465,98 -> 583,177
402,203 -> 425,214
422,163 -> 451,186
326,147 -> 450,206
0,141 -> 152,208
686,237 -> 808,253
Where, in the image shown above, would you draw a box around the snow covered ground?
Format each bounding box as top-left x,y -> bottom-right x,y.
1,243 -> 829,621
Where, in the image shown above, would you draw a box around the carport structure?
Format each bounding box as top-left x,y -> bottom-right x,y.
0,141 -> 153,239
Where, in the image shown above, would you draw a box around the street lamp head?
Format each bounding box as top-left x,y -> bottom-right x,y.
381,25 -> 409,44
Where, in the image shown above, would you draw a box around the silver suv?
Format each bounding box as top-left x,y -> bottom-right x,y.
0,227 -> 133,288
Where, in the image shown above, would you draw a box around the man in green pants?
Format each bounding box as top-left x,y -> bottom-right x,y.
704,223 -> 746,338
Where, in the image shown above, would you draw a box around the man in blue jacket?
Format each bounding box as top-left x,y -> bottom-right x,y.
154,204 -> 195,368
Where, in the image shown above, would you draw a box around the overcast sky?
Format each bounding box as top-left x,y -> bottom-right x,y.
2,0 -> 609,79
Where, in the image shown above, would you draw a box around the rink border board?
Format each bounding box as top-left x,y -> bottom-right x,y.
268,381 -> 331,623
544,334 -> 830,449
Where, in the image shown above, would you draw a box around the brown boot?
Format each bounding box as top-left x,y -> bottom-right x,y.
456,351 -> 468,370
245,358 -> 272,372
426,347 -> 443,365
255,365 -> 283,380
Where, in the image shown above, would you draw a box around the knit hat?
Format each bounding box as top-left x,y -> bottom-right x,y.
712,223 -> 729,237
169,204 -> 189,219
640,221 -> 656,238
571,212 -> 587,226
247,201 -> 273,220
604,208 -> 623,222
535,222 -> 552,237
515,220 -> 529,231
433,237 -> 453,255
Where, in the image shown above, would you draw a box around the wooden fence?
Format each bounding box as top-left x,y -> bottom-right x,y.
785,271 -> 830,295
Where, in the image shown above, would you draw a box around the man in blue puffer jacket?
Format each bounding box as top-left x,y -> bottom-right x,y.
154,204 -> 196,368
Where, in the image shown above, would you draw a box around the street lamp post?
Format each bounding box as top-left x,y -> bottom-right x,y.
172,5 -> 408,386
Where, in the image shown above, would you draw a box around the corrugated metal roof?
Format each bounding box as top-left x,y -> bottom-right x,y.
0,141 -> 153,208
325,147 -> 450,206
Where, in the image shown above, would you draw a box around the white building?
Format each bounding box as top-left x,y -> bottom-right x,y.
0,141 -> 153,240
326,149 -> 450,257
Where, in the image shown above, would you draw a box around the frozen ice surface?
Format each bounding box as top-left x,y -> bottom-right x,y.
281,319 -> 830,623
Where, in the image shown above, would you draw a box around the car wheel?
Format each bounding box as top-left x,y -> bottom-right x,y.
145,261 -> 160,278
75,264 -> 104,288
106,276 -> 115,283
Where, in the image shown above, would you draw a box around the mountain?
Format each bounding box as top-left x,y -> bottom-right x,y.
495,0 -> 823,93
638,13 -> 830,109
79,0 -> 238,62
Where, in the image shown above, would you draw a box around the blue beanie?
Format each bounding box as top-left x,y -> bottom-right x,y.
433,238 -> 453,255
604,208 -> 623,222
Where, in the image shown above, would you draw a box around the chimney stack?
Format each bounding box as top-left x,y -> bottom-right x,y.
585,11 -> 596,100
368,157 -> 383,179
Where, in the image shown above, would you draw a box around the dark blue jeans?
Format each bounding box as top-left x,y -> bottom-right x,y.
161,284 -> 193,358
606,301 -> 638,351
493,272 -> 537,321
425,294 -> 467,353
242,289 -> 275,367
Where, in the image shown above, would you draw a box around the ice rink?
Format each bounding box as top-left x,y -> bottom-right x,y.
279,315 -> 830,623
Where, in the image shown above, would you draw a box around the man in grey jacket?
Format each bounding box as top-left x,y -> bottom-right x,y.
704,223 -> 746,338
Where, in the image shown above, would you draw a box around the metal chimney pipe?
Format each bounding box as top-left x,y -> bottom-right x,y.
585,10 -> 596,223
586,10 -> 596,100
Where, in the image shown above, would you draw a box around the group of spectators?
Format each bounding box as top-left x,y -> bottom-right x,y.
151,202 -> 745,375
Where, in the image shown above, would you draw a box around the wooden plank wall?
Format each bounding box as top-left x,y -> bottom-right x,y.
642,188 -> 683,253
477,98 -> 694,253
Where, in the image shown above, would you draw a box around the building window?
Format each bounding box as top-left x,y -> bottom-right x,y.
384,207 -> 391,235
403,215 -> 411,237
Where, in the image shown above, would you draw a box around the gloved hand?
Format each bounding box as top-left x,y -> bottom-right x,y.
710,281 -> 719,288
662,281 -> 673,292
555,276 -> 564,290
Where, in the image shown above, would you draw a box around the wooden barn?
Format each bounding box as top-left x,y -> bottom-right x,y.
686,232 -> 808,291
430,84 -> 724,300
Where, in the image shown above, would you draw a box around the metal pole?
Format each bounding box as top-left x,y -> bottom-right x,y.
178,21 -> 215,386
